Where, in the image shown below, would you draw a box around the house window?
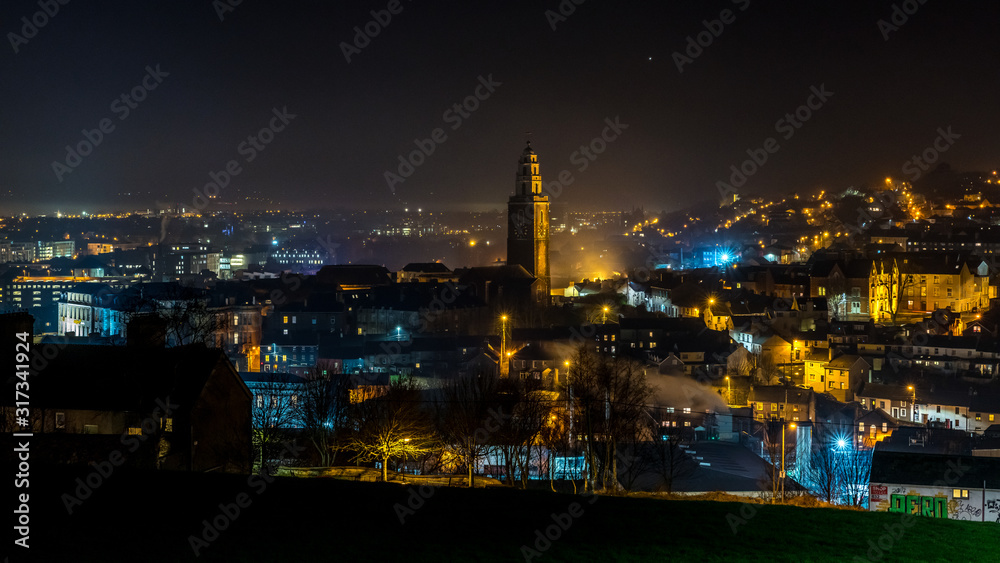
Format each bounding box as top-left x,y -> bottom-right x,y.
683,407 -> 691,414
164,418 -> 173,432
955,407 -> 960,415
882,423 -> 888,432
851,302 -> 861,313
127,427 -> 142,435
953,489 -> 969,499
880,401 -> 886,409
283,316 -> 288,324
55,412 -> 66,429
976,413 -> 982,421
666,407 -> 675,413
256,395 -> 264,408
233,314 -> 239,326
859,423 -> 864,431
936,406 -> 941,413
771,404 -> 777,411
684,421 -> 691,427
900,409 -> 906,417
818,287 -> 826,296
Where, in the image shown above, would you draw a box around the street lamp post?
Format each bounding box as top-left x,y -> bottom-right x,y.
725,375 -> 731,405
602,306 -> 609,324
781,421 -> 796,502
908,385 -> 915,422
565,359 -> 574,447
500,315 -> 508,377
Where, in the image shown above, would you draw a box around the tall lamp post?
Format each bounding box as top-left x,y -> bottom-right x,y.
602,306 -> 609,324
564,359 -> 574,448
500,315 -> 508,377
725,376 -> 731,405
908,385 -> 915,422
781,421 -> 796,502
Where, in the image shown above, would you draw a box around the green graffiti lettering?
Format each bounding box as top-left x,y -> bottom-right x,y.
887,494 -> 949,519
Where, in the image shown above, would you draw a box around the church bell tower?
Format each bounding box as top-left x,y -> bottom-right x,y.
507,141 -> 550,305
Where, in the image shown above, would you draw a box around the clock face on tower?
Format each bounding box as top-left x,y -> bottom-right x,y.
512,213 -> 531,239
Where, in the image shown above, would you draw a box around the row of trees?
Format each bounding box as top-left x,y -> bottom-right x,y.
251,345 -> 700,492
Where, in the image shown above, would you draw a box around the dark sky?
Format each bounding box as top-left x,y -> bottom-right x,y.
1,0 -> 998,215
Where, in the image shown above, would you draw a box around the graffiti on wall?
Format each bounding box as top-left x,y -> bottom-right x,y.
887,494 -> 948,519
987,499 -> 1000,523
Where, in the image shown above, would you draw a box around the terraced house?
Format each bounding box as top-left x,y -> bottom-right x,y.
869,255 -> 991,321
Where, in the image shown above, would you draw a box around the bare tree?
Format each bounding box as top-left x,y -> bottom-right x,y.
837,437 -> 875,507
538,405 -> 572,492
571,346 -> 653,492
250,373 -> 299,474
347,376 -> 437,482
435,374 -> 501,488
295,369 -> 351,467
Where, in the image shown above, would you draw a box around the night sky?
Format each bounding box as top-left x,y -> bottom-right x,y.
1,0 -> 998,214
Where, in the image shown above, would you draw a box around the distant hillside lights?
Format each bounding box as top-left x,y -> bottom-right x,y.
50,65 -> 170,183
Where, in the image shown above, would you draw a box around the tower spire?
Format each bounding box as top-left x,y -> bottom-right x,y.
507,142 -> 551,305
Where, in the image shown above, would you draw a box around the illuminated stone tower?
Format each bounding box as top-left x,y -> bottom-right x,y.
507,141 -> 550,305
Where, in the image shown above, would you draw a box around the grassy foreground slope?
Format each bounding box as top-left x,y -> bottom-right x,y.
25,466 -> 1000,562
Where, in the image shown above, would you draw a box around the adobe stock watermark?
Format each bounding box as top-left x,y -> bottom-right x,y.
213,0 -> 243,22
191,106 -> 297,210
7,0 -> 71,54
51,65 -> 170,183
672,0 -> 751,73
188,440 -> 307,557
715,83 -> 834,201
877,0 -> 929,41
901,126 -> 959,182
520,491 -> 599,561
726,500 -> 759,534
340,0 -> 412,63
383,74 -> 502,193
394,406 -> 510,524
544,0 -> 586,31
540,117 -> 628,201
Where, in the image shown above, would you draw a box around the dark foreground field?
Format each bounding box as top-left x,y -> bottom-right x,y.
15,465 -> 1000,562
